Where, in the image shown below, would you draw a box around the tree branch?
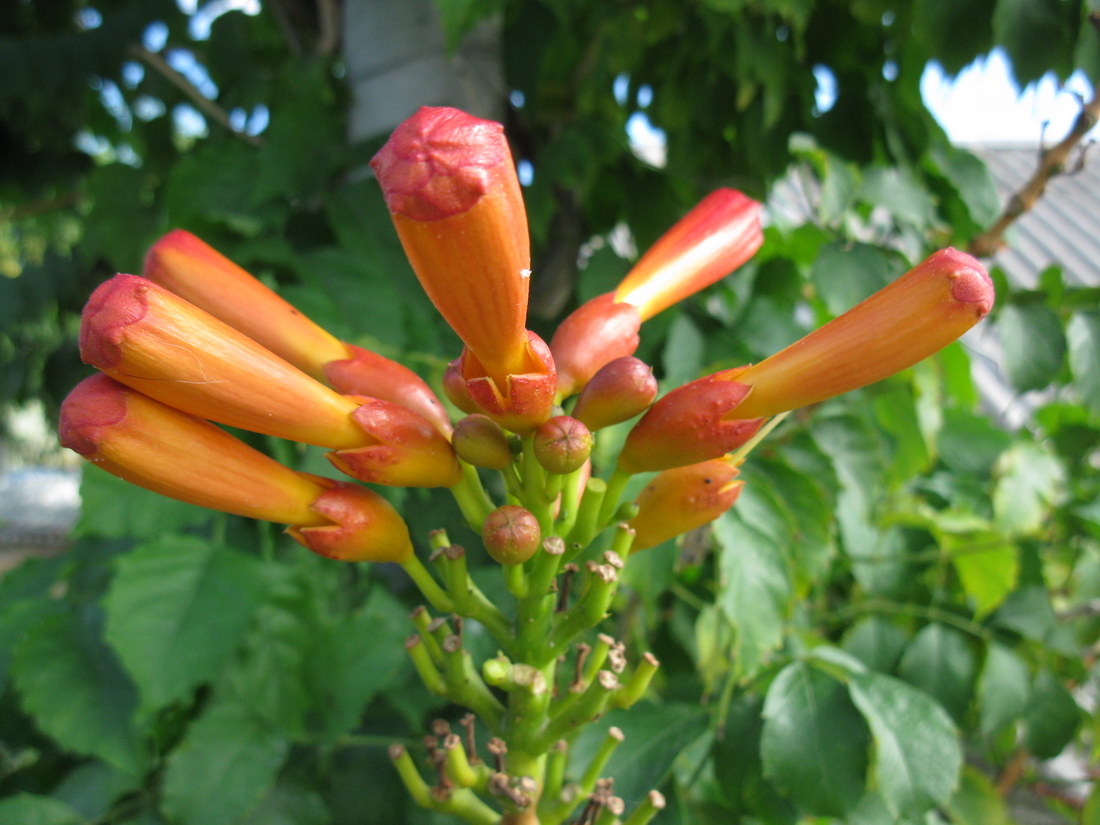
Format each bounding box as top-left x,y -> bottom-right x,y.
128,44 -> 263,148
968,13 -> 1100,258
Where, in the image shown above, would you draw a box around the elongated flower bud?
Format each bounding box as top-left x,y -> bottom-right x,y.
614,189 -> 763,321
730,248 -> 994,419
328,399 -> 462,488
550,294 -> 641,400
619,367 -> 762,474
572,356 -> 658,431
621,248 -> 993,473
143,230 -> 349,379
80,274 -> 365,448
324,344 -> 451,435
59,375 -> 412,562
371,106 -> 531,386
628,459 -> 743,551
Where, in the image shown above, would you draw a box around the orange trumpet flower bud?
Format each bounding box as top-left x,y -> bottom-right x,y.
328,398 -> 462,488
628,459 -> 744,552
288,483 -> 414,563
80,274 -> 365,448
145,231 -> 451,434
143,229 -> 349,380
80,275 -> 460,486
450,331 -> 557,434
371,107 -> 531,387
550,294 -> 642,400
59,375 -> 412,562
730,247 -> 994,419
324,344 -> 452,436
620,248 -> 993,473
619,367 -> 762,474
614,189 -> 763,322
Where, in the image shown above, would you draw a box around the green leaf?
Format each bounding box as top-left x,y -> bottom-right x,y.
841,617 -> 908,673
977,643 -> 1030,736
929,144 -> 1002,229
993,0 -> 1077,85
570,704 -> 708,810
946,765 -> 1013,825
75,465 -> 211,540
0,794 -> 84,825
714,512 -> 791,677
662,313 -> 705,389
810,242 -> 901,317
12,609 -> 145,775
857,167 -> 936,228
162,699 -> 289,825
1021,669 -> 1080,759
938,409 -> 1011,475
944,532 -> 1019,617
1084,782 -> 1100,825
103,536 -> 268,712
896,623 -> 977,724
997,301 -> 1066,392
848,671 -> 962,818
992,442 -> 1065,535
304,587 -> 410,740
760,661 -> 869,816
1068,311 -> 1100,415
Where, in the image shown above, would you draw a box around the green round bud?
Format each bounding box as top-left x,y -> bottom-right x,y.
532,415 -> 593,474
482,505 -> 541,565
452,414 -> 514,470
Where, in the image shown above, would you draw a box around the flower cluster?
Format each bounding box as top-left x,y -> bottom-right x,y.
59,106 -> 993,825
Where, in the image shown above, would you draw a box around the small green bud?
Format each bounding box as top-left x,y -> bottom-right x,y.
482,505 -> 541,565
452,414 -> 513,470
532,415 -> 593,474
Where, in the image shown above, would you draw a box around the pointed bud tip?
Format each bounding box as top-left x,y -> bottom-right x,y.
80,274 -> 152,368
370,106 -> 509,221
58,374 -> 128,456
935,247 -> 994,316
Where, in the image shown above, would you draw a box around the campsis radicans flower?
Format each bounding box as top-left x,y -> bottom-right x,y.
619,248 -> 994,474
59,374 -> 413,562
628,458 -> 744,552
144,229 -> 451,434
371,106 -> 555,432
79,274 -> 460,488
552,189 -> 763,398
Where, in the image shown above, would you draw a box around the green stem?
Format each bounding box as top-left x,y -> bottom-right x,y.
568,478 -> 607,547
451,463 -> 494,532
555,465 -> 588,537
401,556 -> 455,614
596,468 -> 631,527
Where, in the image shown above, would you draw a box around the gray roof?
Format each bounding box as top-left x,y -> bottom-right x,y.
972,143 -> 1100,289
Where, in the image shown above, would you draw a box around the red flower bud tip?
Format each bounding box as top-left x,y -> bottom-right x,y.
572,356 -> 658,431
289,482 -> 413,563
327,399 -> 462,488
618,367 -> 764,474
629,458 -> 743,552
614,189 -> 763,322
481,505 -> 541,565
533,416 -> 593,474
324,343 -> 452,436
143,230 -> 349,380
59,374 -> 329,527
79,274 -> 366,449
455,330 -> 557,434
452,414 -> 514,470
550,294 -> 642,400
371,106 -> 532,386
730,247 -> 994,419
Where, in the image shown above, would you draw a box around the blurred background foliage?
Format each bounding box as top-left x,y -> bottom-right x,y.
1,1 -> 1099,824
